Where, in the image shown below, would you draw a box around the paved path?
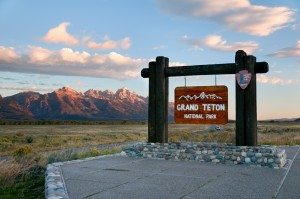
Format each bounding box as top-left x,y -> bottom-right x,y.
61,146 -> 300,199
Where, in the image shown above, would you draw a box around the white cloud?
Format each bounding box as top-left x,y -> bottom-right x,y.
28,46 -> 90,64
269,41 -> 300,58
84,36 -> 131,50
0,85 -> 54,92
59,48 -> 90,63
157,0 -> 294,36
92,54 -> 107,64
153,45 -> 167,50
203,35 -> 259,54
28,46 -> 53,63
182,34 -> 259,54
291,23 -> 300,30
148,59 -> 186,67
257,74 -> 298,85
169,61 -> 186,66
0,46 -> 20,63
0,46 -> 145,80
42,22 -> 79,45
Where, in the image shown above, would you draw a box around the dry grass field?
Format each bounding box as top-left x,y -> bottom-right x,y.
0,124 -> 147,157
0,121 -> 299,198
1,122 -> 300,158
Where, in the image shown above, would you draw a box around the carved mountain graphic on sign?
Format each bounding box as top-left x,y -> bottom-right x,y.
179,92 -> 222,101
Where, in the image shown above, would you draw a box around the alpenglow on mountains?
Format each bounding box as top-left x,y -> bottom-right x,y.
0,87 -> 173,120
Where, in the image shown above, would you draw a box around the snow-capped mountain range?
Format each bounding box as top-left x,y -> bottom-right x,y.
0,87 -> 174,120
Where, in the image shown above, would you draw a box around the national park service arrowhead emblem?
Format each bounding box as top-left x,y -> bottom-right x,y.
236,70 -> 251,89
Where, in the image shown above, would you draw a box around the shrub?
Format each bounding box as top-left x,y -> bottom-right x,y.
0,137 -> 12,151
47,149 -> 77,164
0,162 -> 45,198
83,136 -> 92,141
89,147 -> 101,156
13,146 -> 33,157
47,147 -> 121,164
0,161 -> 23,185
0,137 -> 10,143
76,147 -> 121,159
25,136 -> 33,143
42,135 -> 54,147
16,132 -> 24,137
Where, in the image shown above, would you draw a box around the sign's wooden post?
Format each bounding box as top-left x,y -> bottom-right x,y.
164,57 -> 169,142
235,51 -> 246,146
148,57 -> 169,143
155,56 -> 167,143
245,55 -> 257,146
148,61 -> 156,142
235,50 -> 257,146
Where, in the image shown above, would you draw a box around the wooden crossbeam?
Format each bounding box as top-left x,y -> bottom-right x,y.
141,62 -> 268,78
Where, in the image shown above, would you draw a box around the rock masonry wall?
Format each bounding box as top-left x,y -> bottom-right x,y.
123,142 -> 287,169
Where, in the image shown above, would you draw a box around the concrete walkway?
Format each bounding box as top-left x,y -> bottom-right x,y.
61,146 -> 300,199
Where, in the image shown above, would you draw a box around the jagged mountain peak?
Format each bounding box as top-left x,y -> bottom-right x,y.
57,86 -> 77,92
10,91 -> 41,100
116,88 -> 146,103
103,89 -> 114,95
84,89 -> 103,98
55,86 -> 82,96
116,87 -> 133,98
85,88 -> 141,100
85,89 -> 101,94
119,87 -> 128,91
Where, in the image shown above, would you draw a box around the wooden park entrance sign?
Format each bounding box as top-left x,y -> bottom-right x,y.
175,86 -> 228,124
141,50 -> 269,146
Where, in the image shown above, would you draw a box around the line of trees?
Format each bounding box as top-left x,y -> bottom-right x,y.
0,120 -> 147,125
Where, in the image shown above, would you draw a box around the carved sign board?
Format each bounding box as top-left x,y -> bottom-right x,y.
175,86 -> 228,124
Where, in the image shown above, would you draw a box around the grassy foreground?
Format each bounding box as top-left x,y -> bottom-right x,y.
0,147 -> 122,199
0,122 -> 299,198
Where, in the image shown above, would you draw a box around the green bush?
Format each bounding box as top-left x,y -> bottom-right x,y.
82,136 -> 92,141
25,136 -> 34,144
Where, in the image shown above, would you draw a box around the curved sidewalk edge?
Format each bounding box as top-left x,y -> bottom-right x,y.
45,152 -> 126,199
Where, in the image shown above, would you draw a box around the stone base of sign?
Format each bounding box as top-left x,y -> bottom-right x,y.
123,142 -> 286,169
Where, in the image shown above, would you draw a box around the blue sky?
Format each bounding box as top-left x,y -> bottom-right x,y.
0,0 -> 299,120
